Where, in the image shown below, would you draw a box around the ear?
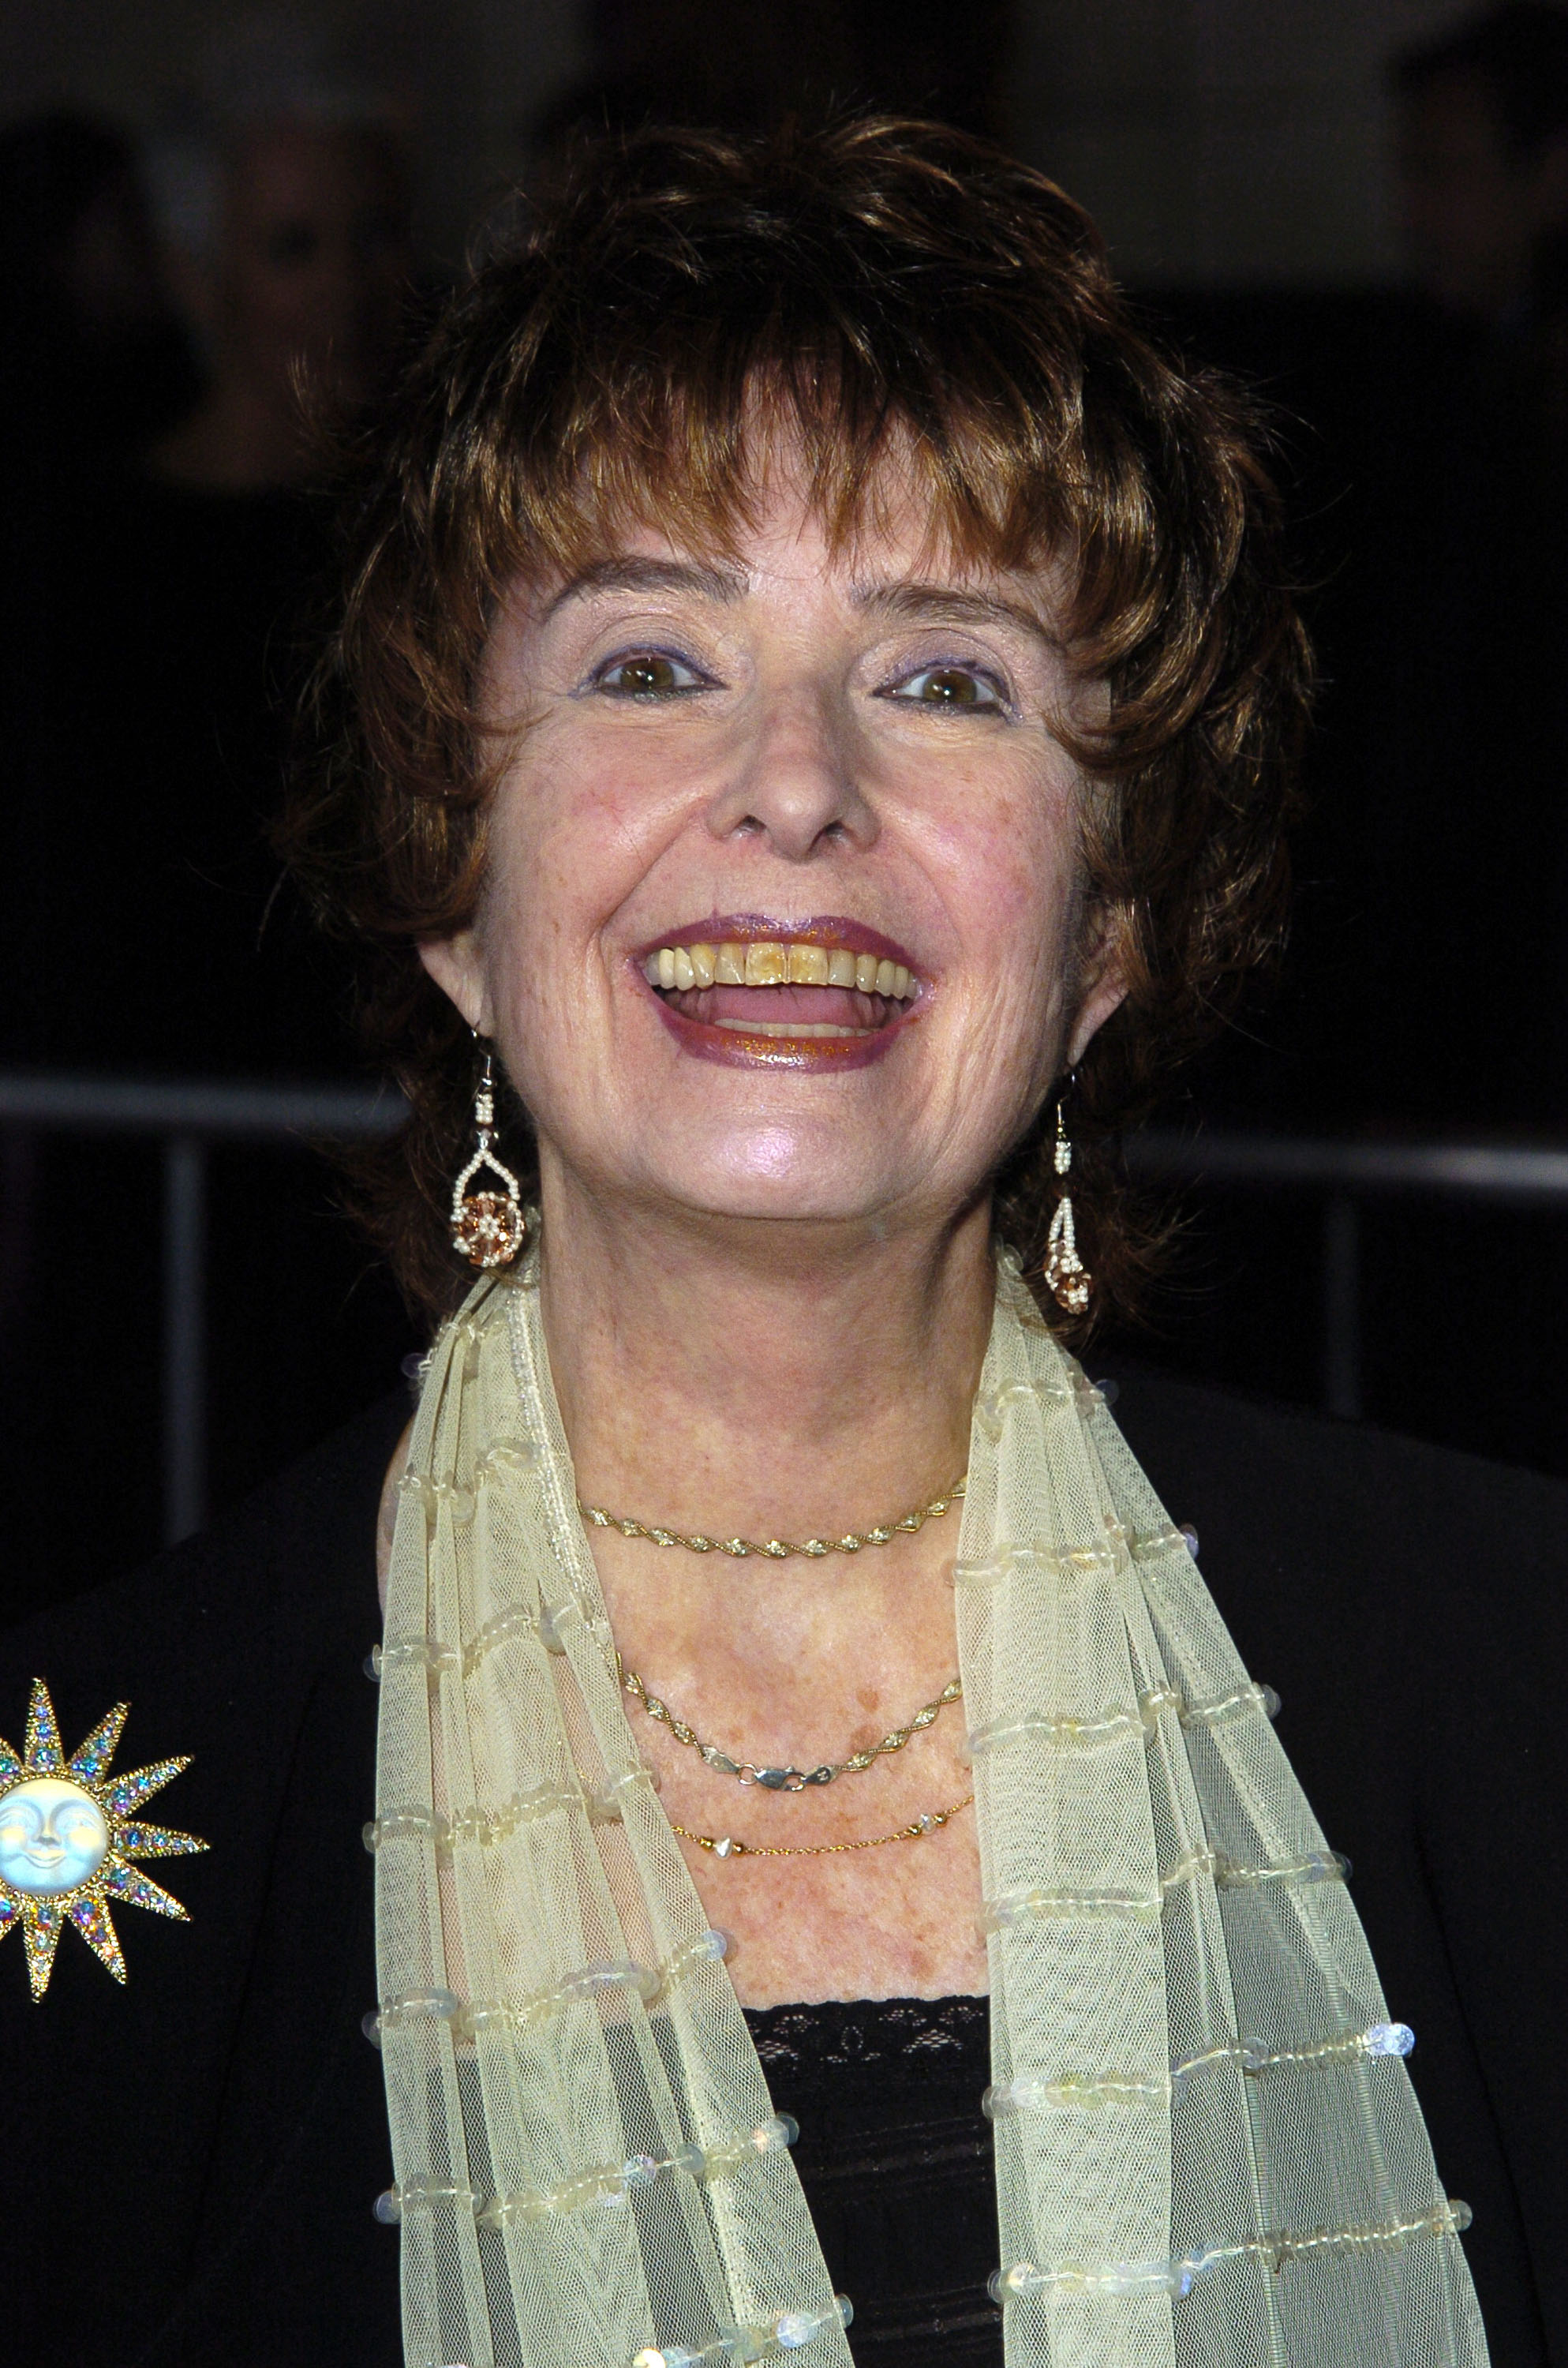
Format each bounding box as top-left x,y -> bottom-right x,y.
1065,900 -> 1132,1070
417,929 -> 493,1035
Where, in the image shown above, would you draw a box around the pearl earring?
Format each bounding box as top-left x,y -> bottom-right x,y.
1043,1100 -> 1091,1314
451,1049 -> 526,1269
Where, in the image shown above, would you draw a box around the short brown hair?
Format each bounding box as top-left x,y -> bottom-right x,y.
286,115 -> 1310,1335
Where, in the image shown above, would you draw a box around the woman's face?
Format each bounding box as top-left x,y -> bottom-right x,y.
423,467 -> 1125,1242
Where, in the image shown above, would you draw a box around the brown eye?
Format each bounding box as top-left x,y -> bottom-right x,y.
888,664 -> 1003,710
598,653 -> 702,696
922,669 -> 979,703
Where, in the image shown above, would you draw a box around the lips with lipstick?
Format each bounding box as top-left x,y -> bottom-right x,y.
639,924 -> 923,1066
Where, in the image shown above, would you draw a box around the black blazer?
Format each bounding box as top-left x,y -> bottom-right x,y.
3,1366 -> 1564,2365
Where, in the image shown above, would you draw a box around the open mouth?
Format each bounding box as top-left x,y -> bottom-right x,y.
638,924 -> 924,1068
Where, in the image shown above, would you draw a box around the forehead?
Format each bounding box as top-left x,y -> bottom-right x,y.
1,1776 -> 101,1815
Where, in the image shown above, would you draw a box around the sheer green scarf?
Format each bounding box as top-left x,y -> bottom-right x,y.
369,1251 -> 1487,2368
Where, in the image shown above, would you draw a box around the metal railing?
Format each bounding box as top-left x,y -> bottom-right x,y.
5,1071 -> 1568,1546
0,1074 -> 406,1546
1129,1130 -> 1568,1423
1129,1129 -> 1568,1425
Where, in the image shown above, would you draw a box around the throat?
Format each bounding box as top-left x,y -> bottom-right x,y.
533,1170 -> 999,1579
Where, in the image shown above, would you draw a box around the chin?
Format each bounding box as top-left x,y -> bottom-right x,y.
674,1171 -> 887,1227
638,1131 -> 902,1227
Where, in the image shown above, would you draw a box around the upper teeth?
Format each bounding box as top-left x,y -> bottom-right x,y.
643,941 -> 916,999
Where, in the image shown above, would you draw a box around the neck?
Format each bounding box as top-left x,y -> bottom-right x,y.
537,1171 -> 997,1546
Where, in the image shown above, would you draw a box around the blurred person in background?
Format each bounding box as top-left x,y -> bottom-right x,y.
0,111 -> 196,480
62,90 -> 422,1081
1177,1 -> 1568,1139
2,77 -> 418,1079
151,107 -> 413,493
1336,0 -> 1568,1133
1143,2 -> 1568,1473
1393,0 -> 1568,330
0,77 -> 420,1620
1238,0 -> 1568,1144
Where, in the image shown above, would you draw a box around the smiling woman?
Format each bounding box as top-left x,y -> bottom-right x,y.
290,116 -> 1308,1332
11,111 -> 1562,2368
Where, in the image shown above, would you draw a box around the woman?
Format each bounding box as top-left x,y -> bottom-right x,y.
5,119 -> 1563,2367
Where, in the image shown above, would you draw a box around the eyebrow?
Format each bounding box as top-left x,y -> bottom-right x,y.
540,556 -> 747,622
851,580 -> 1064,649
537,558 -> 1064,650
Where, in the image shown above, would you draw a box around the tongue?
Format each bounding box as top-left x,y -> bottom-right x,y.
673,984 -> 889,1029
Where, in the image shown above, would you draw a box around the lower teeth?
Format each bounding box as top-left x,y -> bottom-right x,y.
712,1019 -> 874,1040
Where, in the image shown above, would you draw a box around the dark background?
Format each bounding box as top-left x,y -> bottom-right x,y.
4,0 -> 1567,1623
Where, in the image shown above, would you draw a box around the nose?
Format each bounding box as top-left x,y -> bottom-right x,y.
703,680 -> 878,862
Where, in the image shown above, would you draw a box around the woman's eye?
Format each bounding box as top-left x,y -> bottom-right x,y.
595,652 -> 705,697
885,665 -> 1005,711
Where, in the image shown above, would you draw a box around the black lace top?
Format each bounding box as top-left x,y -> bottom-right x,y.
743,1995 -> 1001,2365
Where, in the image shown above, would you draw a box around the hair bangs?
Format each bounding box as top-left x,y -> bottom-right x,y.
458,313 -> 1085,624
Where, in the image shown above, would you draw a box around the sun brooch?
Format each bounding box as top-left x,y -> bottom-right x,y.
0,1680 -> 208,1999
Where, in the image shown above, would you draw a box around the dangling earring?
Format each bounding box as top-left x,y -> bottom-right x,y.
1043,1098 -> 1092,1314
451,1047 -> 526,1269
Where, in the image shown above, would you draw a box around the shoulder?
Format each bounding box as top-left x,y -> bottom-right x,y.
1102,1363 -> 1568,2349
0,1384 -> 409,2002
1098,1355 -> 1568,1956
3,1388 -> 409,1719
1102,1354 -> 1568,1658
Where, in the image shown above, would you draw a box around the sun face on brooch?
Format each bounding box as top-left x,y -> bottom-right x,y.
0,1680 -> 207,1999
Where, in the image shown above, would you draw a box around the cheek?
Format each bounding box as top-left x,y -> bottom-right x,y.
496,730 -> 665,907
480,755 -> 653,1029
926,767 -> 1080,999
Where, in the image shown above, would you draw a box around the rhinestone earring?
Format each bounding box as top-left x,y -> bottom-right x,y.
1043,1099 -> 1092,1314
451,1048 -> 526,1269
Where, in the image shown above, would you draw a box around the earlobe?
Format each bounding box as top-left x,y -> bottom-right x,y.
417,930 -> 492,1034
1065,905 -> 1132,1069
1066,973 -> 1128,1070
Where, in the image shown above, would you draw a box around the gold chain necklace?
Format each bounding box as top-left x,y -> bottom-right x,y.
672,1796 -> 974,1860
577,1477 -> 966,1560
617,1654 -> 962,1791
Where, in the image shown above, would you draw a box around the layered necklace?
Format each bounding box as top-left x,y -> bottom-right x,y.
586,1478 -> 971,1858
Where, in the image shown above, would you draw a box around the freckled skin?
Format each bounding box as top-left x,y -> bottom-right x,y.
418,459 -> 1125,2005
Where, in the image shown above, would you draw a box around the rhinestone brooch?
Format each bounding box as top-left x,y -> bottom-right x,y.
0,1680 -> 207,1999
